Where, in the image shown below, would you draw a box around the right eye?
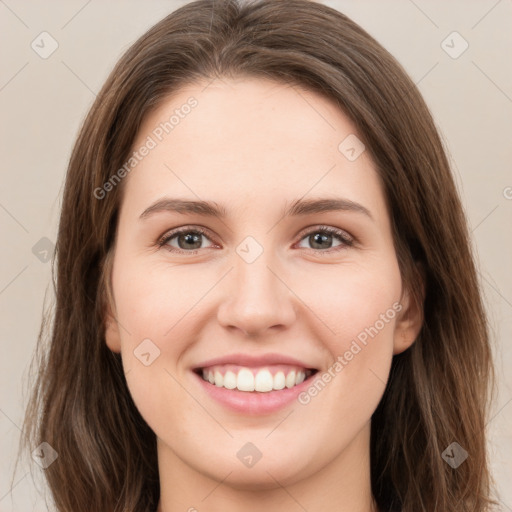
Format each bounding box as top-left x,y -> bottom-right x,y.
158,226 -> 217,254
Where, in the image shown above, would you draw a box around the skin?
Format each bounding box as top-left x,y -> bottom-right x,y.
105,77 -> 423,512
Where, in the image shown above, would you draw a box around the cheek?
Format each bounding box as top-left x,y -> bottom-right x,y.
293,256 -> 402,349
292,258 -> 401,408
111,256 -> 222,419
112,257 -> 204,345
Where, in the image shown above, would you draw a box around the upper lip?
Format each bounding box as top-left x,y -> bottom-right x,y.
193,353 -> 318,370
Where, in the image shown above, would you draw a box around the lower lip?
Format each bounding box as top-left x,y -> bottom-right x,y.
193,371 -> 316,415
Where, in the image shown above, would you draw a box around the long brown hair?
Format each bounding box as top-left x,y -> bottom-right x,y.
19,0 -> 497,510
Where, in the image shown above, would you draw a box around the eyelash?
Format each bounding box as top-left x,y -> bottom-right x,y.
157,225 -> 355,255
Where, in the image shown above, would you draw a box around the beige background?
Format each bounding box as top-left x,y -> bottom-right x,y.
0,0 -> 511,510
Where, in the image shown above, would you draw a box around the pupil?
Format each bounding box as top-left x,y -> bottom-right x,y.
179,232 -> 201,250
311,232 -> 331,249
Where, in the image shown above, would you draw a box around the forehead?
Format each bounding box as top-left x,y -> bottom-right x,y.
122,77 -> 386,219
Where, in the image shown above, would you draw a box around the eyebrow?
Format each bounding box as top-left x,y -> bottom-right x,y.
139,197 -> 373,221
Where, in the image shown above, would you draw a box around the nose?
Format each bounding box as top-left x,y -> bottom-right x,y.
216,250 -> 297,338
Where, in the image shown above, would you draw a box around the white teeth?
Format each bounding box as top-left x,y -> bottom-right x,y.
273,371 -> 286,390
223,370 -> 237,389
200,366 -> 312,392
285,371 -> 296,389
254,369 -> 273,392
214,370 -> 223,387
237,368 -> 255,391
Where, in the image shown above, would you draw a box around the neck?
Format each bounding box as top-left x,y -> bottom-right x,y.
156,421 -> 377,512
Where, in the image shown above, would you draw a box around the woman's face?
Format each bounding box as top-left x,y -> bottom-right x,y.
105,77 -> 420,491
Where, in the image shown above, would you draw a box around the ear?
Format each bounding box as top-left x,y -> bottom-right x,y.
102,251 -> 122,353
393,263 -> 425,355
103,297 -> 122,353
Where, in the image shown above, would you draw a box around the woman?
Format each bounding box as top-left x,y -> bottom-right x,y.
21,0 -> 497,510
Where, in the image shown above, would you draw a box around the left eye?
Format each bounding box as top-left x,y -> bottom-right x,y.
295,227 -> 353,251
158,226 -> 353,254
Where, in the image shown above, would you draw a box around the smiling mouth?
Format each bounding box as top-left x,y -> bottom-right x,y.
194,365 -> 319,393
